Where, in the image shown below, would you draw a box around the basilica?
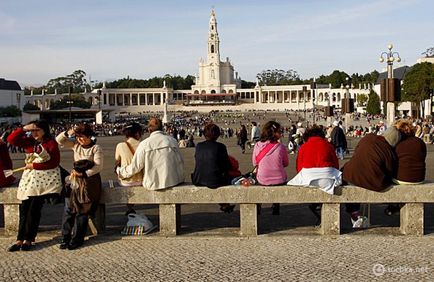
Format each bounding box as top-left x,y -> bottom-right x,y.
24,10 -> 372,121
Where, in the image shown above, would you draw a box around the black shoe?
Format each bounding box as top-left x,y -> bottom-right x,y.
59,237 -> 71,250
67,241 -> 83,250
219,204 -> 235,213
272,204 -> 280,215
20,243 -> 32,251
309,204 -> 322,226
384,204 -> 401,216
7,243 -> 21,252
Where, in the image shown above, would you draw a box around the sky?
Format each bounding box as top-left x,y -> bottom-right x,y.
1,0 -> 433,87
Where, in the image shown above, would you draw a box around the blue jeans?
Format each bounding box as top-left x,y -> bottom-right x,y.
336,147 -> 344,160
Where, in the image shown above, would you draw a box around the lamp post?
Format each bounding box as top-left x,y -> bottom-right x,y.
302,86 -> 307,125
379,44 -> 401,125
311,78 -> 316,125
344,77 -> 351,134
67,86 -> 73,124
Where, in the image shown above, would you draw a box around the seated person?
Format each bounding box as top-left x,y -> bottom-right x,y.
341,126 -> 401,228
0,139 -> 16,187
191,123 -> 234,213
287,125 -> 341,225
115,122 -> 143,215
385,119 -> 427,215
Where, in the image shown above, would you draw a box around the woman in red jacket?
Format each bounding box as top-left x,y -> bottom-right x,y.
6,120 -> 62,252
287,125 -> 341,225
0,139 -> 16,187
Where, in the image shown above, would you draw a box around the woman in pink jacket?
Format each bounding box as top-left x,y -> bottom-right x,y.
252,121 -> 289,215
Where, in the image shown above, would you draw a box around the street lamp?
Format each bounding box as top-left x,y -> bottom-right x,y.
67,86 -> 73,124
302,86 -> 307,124
379,44 -> 401,79
379,44 -> 401,125
311,78 -> 316,125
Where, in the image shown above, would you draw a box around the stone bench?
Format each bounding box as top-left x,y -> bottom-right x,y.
1,182 -> 434,236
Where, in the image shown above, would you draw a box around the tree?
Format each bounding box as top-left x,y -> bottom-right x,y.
23,102 -> 40,111
241,80 -> 256,88
49,95 -> 92,110
366,90 -> 381,115
256,69 -> 301,86
356,94 -> 369,106
0,106 -> 21,117
402,62 -> 434,118
46,70 -> 90,93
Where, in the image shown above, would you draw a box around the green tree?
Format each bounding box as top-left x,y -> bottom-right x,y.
356,94 -> 369,106
49,95 -> 92,110
241,80 -> 256,88
46,70 -> 90,93
0,106 -> 21,117
256,69 -> 301,86
402,62 -> 434,118
23,102 -> 40,111
366,90 -> 381,115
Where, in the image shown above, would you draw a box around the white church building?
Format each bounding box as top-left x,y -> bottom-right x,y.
23,10 -> 374,121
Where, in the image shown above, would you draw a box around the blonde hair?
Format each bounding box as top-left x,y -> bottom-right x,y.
394,119 -> 415,137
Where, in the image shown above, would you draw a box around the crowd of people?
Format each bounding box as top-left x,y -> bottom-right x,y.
0,111 -> 429,252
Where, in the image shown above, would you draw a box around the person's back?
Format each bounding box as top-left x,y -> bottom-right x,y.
393,120 -> 427,184
140,130 -> 184,189
342,130 -> 399,191
253,121 -> 288,186
117,118 -> 184,190
115,123 -> 143,187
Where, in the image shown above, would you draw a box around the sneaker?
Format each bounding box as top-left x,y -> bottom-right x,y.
351,216 -> 369,228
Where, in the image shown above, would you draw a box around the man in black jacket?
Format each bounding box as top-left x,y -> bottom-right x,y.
331,120 -> 347,160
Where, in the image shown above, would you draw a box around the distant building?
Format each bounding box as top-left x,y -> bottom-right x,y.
0,78 -> 24,109
23,10 -> 373,120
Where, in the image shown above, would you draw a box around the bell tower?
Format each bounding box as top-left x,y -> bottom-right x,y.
207,9 -> 220,63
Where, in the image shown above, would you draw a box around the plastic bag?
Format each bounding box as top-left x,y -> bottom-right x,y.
121,213 -> 157,235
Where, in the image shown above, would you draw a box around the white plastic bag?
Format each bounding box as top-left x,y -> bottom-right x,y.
121,213 -> 156,235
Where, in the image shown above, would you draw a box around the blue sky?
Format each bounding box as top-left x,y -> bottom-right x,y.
1,0 -> 433,86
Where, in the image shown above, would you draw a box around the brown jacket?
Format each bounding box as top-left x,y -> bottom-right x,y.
394,136 -> 426,183
342,134 -> 396,191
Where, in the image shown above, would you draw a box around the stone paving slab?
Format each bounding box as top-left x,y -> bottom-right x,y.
1,235 -> 433,281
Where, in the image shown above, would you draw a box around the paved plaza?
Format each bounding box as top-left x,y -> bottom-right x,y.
1,116 -> 434,281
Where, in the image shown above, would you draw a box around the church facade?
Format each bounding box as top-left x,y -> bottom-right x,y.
24,10 -> 372,120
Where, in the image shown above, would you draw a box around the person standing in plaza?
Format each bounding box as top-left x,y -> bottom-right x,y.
237,124 -> 248,153
253,121 -> 289,215
7,120 -> 62,252
115,122 -> 143,215
330,120 -> 347,160
117,118 -> 184,190
250,121 -> 260,144
56,123 -> 104,250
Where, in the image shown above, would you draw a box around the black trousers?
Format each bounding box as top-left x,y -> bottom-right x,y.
61,199 -> 89,244
17,196 -> 45,241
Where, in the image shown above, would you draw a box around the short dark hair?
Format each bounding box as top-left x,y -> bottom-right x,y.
123,122 -> 143,138
203,123 -> 220,141
260,121 -> 281,142
28,120 -> 51,139
74,123 -> 95,137
303,124 -> 325,142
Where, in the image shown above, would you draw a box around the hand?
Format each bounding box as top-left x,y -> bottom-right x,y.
23,124 -> 37,132
70,169 -> 83,177
25,163 -> 33,170
67,128 -> 75,136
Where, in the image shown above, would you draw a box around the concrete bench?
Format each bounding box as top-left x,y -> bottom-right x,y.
2,183 -> 434,236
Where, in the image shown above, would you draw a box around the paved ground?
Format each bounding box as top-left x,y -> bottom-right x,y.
2,114 -> 434,281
